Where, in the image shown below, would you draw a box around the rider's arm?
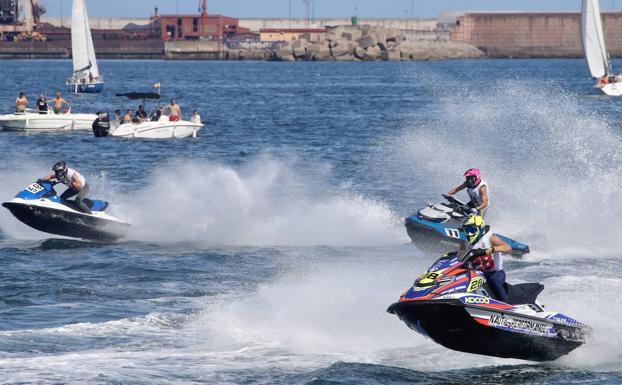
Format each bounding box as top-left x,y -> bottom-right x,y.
448,182 -> 467,195
476,185 -> 489,210
40,174 -> 55,181
70,174 -> 84,190
490,235 -> 512,254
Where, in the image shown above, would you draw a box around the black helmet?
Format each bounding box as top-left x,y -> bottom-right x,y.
52,161 -> 68,180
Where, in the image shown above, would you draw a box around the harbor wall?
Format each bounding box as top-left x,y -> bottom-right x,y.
238,18 -> 438,31
40,17 -> 438,32
0,40 -> 163,59
452,11 -> 622,58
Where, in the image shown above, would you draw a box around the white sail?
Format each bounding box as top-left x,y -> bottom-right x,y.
70,0 -> 100,81
581,0 -> 609,78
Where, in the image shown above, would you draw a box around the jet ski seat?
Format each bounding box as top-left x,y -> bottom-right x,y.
505,283 -> 544,305
61,198 -> 108,213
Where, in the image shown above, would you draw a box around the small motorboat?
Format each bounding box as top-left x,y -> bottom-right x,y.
93,92 -> 203,139
0,109 -> 97,131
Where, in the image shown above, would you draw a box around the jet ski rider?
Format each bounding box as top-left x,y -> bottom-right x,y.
460,214 -> 512,302
447,168 -> 490,217
39,161 -> 92,214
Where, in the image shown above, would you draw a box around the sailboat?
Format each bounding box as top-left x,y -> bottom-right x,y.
66,0 -> 104,93
581,0 -> 622,96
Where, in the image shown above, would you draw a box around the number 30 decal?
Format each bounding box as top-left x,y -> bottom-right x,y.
445,228 -> 461,239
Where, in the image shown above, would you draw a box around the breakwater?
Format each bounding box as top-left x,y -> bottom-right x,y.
166,26 -> 483,61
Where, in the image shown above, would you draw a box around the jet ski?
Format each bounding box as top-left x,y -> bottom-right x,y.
405,194 -> 530,257
387,250 -> 591,361
2,180 -> 130,241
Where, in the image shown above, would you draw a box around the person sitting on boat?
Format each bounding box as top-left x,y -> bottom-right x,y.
135,105 -> 148,122
123,110 -> 133,123
15,92 -> 28,113
169,99 -> 181,122
460,214 -> 512,302
52,92 -> 68,114
190,110 -> 201,124
150,107 -> 162,122
35,95 -> 48,114
39,161 -> 92,214
447,168 -> 490,217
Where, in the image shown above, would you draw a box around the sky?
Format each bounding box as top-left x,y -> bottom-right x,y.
39,0 -> 617,19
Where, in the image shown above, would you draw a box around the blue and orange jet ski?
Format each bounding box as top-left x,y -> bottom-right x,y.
387,250 -> 591,361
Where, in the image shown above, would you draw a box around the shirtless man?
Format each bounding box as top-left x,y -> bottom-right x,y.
15,92 -> 28,113
52,92 -> 67,114
123,110 -> 133,123
169,99 -> 181,121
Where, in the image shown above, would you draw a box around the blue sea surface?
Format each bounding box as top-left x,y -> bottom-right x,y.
0,59 -> 621,384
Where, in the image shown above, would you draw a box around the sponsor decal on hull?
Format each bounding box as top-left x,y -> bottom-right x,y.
488,314 -> 552,335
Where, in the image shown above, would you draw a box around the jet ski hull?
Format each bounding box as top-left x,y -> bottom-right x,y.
405,214 -> 530,257
2,201 -> 128,241
388,299 -> 585,361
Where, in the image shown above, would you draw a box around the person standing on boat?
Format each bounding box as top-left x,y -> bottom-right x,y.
190,110 -> 201,124
461,214 -> 512,302
39,161 -> 92,214
447,168 -> 490,217
52,92 -> 68,114
15,92 -> 28,113
35,95 -> 48,114
169,99 -> 181,121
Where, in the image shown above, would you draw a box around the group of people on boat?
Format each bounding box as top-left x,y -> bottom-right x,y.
14,92 -> 69,114
597,74 -> 622,88
446,168 -> 511,302
109,99 -> 201,127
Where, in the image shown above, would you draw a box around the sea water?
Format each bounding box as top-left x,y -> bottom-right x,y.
0,59 -> 621,384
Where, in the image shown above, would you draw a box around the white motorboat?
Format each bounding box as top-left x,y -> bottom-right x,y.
0,109 -> 97,131
110,117 -> 203,139
92,91 -> 203,139
66,0 -> 104,93
581,0 -> 622,96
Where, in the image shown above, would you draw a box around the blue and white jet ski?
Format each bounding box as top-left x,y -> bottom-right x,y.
387,250 -> 591,361
405,194 -> 530,257
2,180 -> 130,241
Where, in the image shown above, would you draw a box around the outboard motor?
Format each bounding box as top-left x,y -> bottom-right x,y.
92,112 -> 111,137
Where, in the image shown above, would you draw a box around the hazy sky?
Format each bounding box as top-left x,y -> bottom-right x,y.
40,0 -> 609,19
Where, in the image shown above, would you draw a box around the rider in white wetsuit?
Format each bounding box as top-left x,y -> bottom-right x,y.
40,161 -> 92,214
447,168 -> 490,217
461,214 -> 512,302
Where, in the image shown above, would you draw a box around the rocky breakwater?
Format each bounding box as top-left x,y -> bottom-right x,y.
274,25 -> 484,61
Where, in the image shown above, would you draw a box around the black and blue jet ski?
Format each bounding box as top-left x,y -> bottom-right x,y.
405,194 -> 529,257
387,250 -> 591,361
2,180 -> 130,241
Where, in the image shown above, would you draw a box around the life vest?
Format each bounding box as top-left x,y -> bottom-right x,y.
468,227 -> 503,272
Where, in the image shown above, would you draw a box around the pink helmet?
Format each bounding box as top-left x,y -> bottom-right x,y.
464,168 -> 481,188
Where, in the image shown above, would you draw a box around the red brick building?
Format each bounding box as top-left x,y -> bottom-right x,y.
160,1 -> 249,41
